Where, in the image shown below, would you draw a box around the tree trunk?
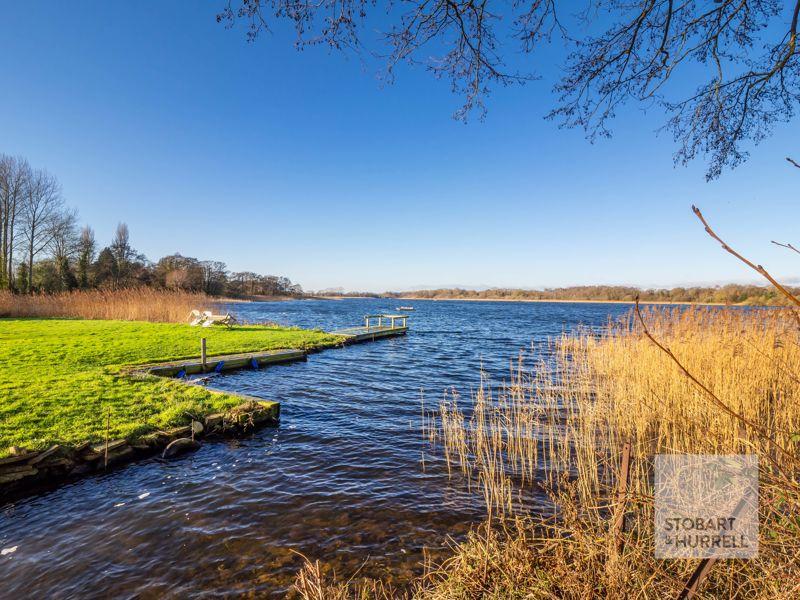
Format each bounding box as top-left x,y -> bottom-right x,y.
0,196 -> 7,286
6,201 -> 15,290
27,227 -> 34,293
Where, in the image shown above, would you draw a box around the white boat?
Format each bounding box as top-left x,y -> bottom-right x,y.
397,306 -> 414,311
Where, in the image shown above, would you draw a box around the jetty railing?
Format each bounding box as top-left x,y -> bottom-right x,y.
363,314 -> 408,330
329,314 -> 410,343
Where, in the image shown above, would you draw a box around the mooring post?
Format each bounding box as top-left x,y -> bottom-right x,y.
201,337 -> 207,372
104,410 -> 110,470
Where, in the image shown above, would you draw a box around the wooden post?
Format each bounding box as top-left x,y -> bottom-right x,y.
201,338 -> 207,372
378,316 -> 382,328
678,559 -> 718,600
678,493 -> 752,599
390,316 -> 395,329
104,410 -> 110,469
612,438 -> 632,554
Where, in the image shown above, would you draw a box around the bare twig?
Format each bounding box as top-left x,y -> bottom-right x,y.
692,206 -> 800,309
787,157 -> 800,169
771,240 -> 800,256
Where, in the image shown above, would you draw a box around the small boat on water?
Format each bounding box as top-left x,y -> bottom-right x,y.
397,306 -> 414,311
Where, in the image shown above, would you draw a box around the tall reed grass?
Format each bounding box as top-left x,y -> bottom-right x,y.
0,288 -> 216,322
294,306 -> 800,598
421,306 -> 800,599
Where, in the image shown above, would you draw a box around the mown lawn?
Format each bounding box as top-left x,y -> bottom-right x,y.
0,319 -> 341,456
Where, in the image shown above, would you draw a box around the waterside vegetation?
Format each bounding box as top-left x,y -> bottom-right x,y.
0,288 -> 211,322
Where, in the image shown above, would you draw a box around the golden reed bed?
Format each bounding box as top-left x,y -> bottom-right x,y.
0,288 -> 215,322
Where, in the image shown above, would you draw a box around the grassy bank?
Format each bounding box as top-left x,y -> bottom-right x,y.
295,306 -> 800,599
0,319 -> 341,456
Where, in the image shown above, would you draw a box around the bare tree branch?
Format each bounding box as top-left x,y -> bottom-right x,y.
219,1 -> 800,176
771,240 -> 800,256
692,205 -> 800,309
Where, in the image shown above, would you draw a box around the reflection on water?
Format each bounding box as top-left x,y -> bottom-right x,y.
0,299 -> 631,597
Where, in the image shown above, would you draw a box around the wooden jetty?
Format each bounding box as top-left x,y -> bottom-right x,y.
141,314 -> 409,378
330,314 -> 409,343
142,348 -> 307,377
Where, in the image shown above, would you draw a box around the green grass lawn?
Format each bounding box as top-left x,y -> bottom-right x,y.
0,318 -> 342,456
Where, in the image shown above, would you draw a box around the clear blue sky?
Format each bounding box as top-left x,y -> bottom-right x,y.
1,1 -> 798,292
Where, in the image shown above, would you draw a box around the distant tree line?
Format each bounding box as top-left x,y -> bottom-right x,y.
0,154 -> 302,297
383,285 -> 800,306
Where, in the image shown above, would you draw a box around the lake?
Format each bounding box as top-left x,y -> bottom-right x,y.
0,299 -> 633,598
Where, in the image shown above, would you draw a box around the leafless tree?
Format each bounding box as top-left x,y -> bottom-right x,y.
49,208 -> 79,264
76,225 -> 96,289
154,253 -> 205,291
19,168 -> 65,292
0,155 -> 31,289
219,1 -> 800,178
200,260 -> 229,295
110,222 -> 137,285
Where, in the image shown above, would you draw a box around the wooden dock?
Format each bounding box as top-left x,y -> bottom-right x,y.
141,314 -> 409,378
331,314 -> 409,344
142,348 -> 307,377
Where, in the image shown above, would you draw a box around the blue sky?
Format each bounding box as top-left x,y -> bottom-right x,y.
1,1 -> 798,292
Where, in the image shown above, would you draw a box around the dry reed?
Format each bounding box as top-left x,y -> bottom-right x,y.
293,560 -> 401,600
0,288 -> 216,322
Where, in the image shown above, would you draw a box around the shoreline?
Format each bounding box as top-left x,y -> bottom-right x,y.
0,399 -> 280,503
393,296 -> 734,306
223,295 -> 377,302
316,296 -> 759,307
224,294 -> 776,307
